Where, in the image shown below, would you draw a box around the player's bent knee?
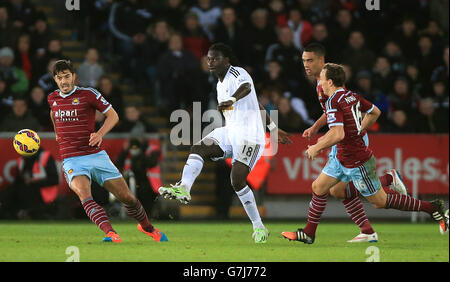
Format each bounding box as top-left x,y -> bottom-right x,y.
70,176 -> 91,201
329,187 -> 345,199
370,199 -> 387,209
311,180 -> 320,194
231,179 -> 246,191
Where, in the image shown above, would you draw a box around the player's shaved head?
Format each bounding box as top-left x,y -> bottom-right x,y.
302,43 -> 326,78
304,43 -> 326,58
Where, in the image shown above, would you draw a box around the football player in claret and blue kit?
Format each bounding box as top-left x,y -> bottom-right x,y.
48,59 -> 167,243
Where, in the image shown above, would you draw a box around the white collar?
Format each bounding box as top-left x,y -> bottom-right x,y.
58,86 -> 78,98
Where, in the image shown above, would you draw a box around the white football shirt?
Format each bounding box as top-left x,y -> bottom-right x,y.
216,66 -> 265,145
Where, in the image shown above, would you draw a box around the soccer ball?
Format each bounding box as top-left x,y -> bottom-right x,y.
13,129 -> 40,156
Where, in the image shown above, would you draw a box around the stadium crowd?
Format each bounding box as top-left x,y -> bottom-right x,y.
0,0 -> 448,134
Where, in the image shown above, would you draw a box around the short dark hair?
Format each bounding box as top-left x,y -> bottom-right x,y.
304,43 -> 326,58
323,63 -> 346,87
51,59 -> 74,76
209,42 -> 239,65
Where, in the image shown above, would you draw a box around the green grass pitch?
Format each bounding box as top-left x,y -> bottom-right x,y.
0,220 -> 448,262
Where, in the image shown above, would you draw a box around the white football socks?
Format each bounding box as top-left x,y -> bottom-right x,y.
180,154 -> 204,193
236,186 -> 264,229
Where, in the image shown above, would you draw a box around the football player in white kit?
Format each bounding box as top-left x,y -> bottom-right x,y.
159,43 -> 291,243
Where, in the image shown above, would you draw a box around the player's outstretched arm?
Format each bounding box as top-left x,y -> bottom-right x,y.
303,113 -> 327,140
360,105 -> 381,134
306,125 -> 344,160
89,107 -> 119,147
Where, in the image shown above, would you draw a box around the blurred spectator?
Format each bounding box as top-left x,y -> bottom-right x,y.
225,0 -> 260,25
286,6 -> 312,51
430,79 -> 449,115
267,0 -> 288,27
108,0 -> 152,55
431,45 -> 449,84
37,58 -> 57,93
293,0 -> 331,24
384,109 -> 415,133
213,6 -> 246,61
355,70 -> 389,125
0,97 -> 41,131
388,76 -> 418,115
156,33 -> 201,113
108,0 -> 152,82
29,12 -> 52,59
258,87 -> 275,113
390,17 -> 419,60
0,78 -> 12,121
265,26 -> 302,81
405,63 -> 423,98
141,19 -> 172,88
182,11 -> 210,60
0,147 -> 59,219
189,0 -> 222,41
243,8 -> 277,77
115,105 -> 157,136
327,8 -> 358,57
262,59 -> 289,92
341,64 -> 356,90
86,0 -> 114,48
27,86 -> 51,131
382,40 -> 407,74
98,75 -> 124,119
430,0 -> 449,33
13,33 -> 33,81
341,30 -> 376,73
33,38 -> 66,84
0,46 -> 28,96
0,4 -> 20,48
421,19 -> 446,53
7,0 -> 37,32
415,97 -> 449,133
277,96 -> 307,133
76,48 -> 105,88
371,56 -> 395,94
116,138 -> 162,215
157,0 -> 187,31
143,19 -> 172,84
416,35 -> 441,88
289,92 -> 315,127
308,23 -> 333,58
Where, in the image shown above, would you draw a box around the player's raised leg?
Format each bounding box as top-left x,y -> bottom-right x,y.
368,187 -> 448,229
282,172 -> 339,244
70,175 -> 120,243
104,177 -> 167,242
159,138 -> 224,204
231,161 -> 269,243
350,157 -> 449,233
